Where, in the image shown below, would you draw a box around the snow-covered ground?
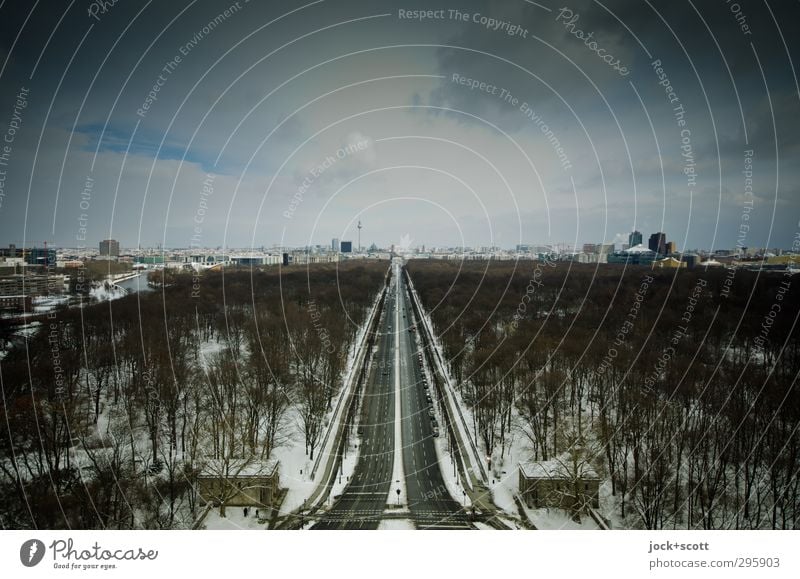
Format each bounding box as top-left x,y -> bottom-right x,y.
489,471 -> 517,515
32,295 -> 70,312
89,281 -> 127,302
327,437 -> 360,500
472,522 -> 495,530
377,519 -> 415,530
197,338 -> 227,368
202,508 -> 267,530
522,506 -> 599,530
271,421 -> 317,515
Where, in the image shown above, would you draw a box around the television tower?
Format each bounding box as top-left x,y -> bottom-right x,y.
357,220 -> 362,253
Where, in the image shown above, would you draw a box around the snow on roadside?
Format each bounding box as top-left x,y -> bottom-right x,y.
416,329 -> 472,506
406,274 -> 485,485
377,519 -> 415,530
328,421 -> 361,500
431,433 -> 472,507
272,408 -> 315,515
472,522 -> 495,530
308,285 -> 384,487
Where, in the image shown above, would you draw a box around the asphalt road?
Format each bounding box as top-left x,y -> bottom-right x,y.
313,263 -> 469,530
312,275 -> 398,530
397,271 -> 471,530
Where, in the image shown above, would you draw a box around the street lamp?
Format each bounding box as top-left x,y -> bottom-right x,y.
462,490 -> 467,507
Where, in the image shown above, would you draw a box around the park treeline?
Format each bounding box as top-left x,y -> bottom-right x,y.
0,261 -> 388,529
407,260 -> 799,529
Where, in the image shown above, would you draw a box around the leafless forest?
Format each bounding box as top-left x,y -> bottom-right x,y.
0,262 -> 387,529
407,260 -> 800,529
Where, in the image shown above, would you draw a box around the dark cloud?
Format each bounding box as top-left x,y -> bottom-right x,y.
0,0 -> 797,250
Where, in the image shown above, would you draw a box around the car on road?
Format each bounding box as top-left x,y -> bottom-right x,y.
425,394 -> 432,403
432,427 -> 440,437
428,408 -> 435,417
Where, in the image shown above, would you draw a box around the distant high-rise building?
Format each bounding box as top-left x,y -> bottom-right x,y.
340,241 -> 352,253
26,247 -> 56,267
649,232 -> 666,255
629,230 -> 643,247
331,238 -> 340,252
598,243 -> 615,255
665,241 -> 676,255
99,239 -> 120,257
0,244 -> 22,258
582,243 -> 598,254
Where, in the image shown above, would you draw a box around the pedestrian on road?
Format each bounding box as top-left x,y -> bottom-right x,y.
244,507 -> 249,517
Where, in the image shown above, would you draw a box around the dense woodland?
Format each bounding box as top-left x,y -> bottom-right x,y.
0,262 -> 387,529
407,260 -> 800,529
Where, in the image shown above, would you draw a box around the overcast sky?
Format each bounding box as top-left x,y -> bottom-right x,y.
0,0 -> 798,251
